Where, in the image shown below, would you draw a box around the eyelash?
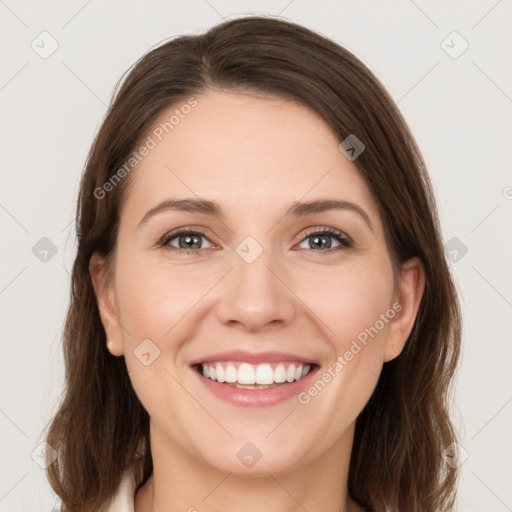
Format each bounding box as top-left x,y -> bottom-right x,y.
158,226 -> 353,256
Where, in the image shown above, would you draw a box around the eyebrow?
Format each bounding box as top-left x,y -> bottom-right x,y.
138,197 -> 373,231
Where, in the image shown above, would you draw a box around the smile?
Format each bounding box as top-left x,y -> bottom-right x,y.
197,361 -> 313,388
191,361 -> 319,406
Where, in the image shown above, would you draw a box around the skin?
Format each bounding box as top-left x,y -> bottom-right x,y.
90,89 -> 424,512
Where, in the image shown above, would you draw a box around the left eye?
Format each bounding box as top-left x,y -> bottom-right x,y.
297,229 -> 352,251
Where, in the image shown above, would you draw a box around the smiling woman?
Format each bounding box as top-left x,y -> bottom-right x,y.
44,15 -> 462,512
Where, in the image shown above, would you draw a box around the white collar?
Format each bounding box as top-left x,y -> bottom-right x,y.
100,459 -> 142,512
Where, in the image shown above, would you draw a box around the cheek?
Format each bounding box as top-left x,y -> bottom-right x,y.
114,255 -> 210,340
114,257 -> 201,416
294,262 -> 394,420
295,259 -> 395,346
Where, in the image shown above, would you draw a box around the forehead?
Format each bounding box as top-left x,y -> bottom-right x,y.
120,89 -> 379,225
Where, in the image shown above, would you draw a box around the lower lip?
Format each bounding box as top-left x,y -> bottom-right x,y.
191,365 -> 319,407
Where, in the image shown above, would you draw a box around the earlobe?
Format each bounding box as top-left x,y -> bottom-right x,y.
89,252 -> 124,356
384,257 -> 425,362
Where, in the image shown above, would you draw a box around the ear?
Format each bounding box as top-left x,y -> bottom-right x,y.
89,252 -> 124,356
383,257 -> 425,362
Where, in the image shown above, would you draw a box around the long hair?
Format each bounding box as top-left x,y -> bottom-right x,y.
45,15 -> 462,511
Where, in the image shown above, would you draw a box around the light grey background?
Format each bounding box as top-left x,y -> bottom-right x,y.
1,1 -> 511,510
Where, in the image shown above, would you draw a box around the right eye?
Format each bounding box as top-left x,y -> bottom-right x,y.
159,229 -> 215,254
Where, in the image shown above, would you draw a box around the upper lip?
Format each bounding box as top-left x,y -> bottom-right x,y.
189,350 -> 318,366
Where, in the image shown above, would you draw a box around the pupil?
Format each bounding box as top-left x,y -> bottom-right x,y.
180,234 -> 201,249
311,235 -> 331,250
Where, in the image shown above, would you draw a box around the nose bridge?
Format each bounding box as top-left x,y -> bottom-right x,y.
216,235 -> 296,330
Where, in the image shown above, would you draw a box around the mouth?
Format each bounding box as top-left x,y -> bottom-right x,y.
192,361 -> 318,390
190,359 -> 320,407
188,349 -> 320,407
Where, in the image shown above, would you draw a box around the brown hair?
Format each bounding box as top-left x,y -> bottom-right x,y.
45,15 -> 462,512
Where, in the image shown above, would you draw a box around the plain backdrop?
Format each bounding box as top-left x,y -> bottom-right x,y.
1,1 -> 511,510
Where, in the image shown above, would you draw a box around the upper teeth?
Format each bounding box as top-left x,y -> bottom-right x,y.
201,362 -> 312,385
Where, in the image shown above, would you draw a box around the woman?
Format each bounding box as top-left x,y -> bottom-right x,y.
45,15 -> 462,512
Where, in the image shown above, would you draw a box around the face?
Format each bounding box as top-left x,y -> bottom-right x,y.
91,89 -> 423,476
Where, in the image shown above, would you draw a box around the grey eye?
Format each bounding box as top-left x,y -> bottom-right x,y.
166,232 -> 212,250
298,233 -> 343,250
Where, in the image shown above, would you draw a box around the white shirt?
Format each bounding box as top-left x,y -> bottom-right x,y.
100,459 -> 141,512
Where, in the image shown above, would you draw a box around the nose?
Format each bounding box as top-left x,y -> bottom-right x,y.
216,246 -> 297,332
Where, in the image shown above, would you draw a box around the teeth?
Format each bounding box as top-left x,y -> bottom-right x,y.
255,364 -> 274,385
216,363 -> 225,383
274,363 -> 286,383
238,363 -> 255,384
225,365 -> 237,383
199,361 -> 312,385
